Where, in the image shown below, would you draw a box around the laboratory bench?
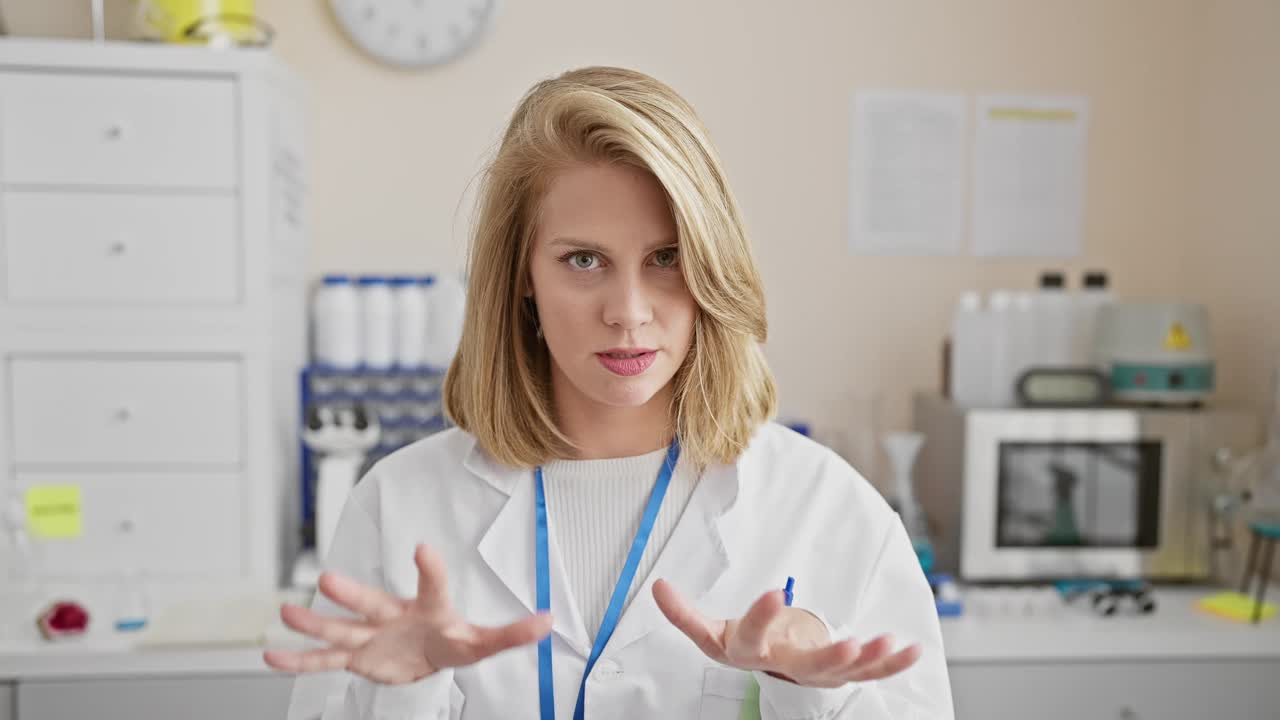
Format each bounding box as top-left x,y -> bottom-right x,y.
0,587 -> 1277,719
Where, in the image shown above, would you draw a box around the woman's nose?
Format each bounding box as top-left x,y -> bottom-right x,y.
602,274 -> 654,330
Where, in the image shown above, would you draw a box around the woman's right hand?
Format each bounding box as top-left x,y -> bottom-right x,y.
264,543 -> 553,685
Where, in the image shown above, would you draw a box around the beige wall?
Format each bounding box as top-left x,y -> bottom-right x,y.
1188,0 -> 1280,420
7,0 -> 1275,489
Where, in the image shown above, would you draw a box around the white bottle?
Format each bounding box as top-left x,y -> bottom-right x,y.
988,291 -> 1017,407
1072,271 -> 1112,368
988,289 -> 1039,404
392,276 -> 427,369
1033,271 -> 1074,369
313,275 -> 361,369
2,492 -> 42,643
1013,292 -> 1044,399
359,276 -> 395,370
950,292 -> 991,408
112,566 -> 149,633
424,273 -> 466,369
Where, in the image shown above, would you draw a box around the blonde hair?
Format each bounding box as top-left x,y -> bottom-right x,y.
443,66 -> 776,469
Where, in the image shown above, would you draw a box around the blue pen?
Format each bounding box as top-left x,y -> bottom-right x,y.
783,576 -> 795,607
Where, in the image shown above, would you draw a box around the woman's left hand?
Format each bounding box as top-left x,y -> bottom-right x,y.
652,579 -> 921,688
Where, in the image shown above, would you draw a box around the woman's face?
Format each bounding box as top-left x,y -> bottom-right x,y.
528,161 -> 697,415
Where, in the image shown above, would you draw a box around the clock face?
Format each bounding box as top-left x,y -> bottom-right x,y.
328,0 -> 499,68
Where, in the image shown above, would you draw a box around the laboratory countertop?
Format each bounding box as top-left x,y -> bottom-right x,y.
0,587 -> 1277,681
940,586 -> 1280,663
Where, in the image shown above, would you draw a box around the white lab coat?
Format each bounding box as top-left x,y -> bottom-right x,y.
285,423 -> 954,719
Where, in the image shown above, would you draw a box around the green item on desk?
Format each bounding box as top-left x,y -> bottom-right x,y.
738,677 -> 762,720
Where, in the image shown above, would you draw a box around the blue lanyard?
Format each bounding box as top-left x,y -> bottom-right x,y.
534,439 -> 681,720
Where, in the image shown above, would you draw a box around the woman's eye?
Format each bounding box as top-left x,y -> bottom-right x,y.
568,252 -> 599,270
653,248 -> 679,268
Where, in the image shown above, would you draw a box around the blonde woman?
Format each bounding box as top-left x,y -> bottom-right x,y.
268,67 -> 953,719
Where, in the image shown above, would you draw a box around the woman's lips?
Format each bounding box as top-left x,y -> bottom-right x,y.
596,350 -> 657,377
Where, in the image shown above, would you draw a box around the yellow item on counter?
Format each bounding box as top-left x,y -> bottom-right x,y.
1197,591 -> 1276,623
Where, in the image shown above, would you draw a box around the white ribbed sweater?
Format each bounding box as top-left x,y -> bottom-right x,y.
540,447 -> 698,641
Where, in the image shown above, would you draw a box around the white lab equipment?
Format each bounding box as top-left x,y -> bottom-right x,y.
1094,301 -> 1215,405
301,404 -> 381,568
393,275 -> 429,369
359,276 -> 395,370
313,275 -> 361,369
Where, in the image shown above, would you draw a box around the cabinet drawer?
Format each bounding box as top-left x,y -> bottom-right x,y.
13,471 -> 242,580
3,191 -> 240,304
950,659 -> 1280,720
9,357 -> 243,466
0,71 -> 237,188
17,675 -> 292,720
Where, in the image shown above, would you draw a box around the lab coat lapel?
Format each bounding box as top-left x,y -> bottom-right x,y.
603,460 -> 739,655
469,443 -> 593,658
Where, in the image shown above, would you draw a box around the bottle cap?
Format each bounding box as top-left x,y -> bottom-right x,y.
1083,271 -> 1109,289
1039,271 -> 1066,289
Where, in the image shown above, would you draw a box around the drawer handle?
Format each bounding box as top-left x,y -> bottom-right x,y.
113,407 -> 133,423
104,123 -> 126,141
107,241 -> 129,257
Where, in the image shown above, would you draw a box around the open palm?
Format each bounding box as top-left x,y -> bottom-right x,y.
264,544 -> 553,684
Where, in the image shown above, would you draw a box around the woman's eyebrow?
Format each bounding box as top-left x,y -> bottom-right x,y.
548,237 -> 678,252
548,237 -> 608,253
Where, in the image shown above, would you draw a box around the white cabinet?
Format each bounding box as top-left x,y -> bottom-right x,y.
16,676 -> 293,720
942,588 -> 1280,720
950,659 -> 1280,720
0,39 -> 307,594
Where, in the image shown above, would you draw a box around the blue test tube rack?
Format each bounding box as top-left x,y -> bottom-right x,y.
297,363 -> 452,549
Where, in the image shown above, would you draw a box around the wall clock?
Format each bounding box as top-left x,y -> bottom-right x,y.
328,0 -> 499,68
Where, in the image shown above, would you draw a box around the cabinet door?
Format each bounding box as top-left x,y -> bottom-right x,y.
0,682 -> 13,720
4,191 -> 240,305
11,471 -> 242,581
949,659 -> 1280,720
17,675 -> 293,720
10,356 -> 243,467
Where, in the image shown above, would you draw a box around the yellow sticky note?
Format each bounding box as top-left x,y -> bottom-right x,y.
25,485 -> 83,539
